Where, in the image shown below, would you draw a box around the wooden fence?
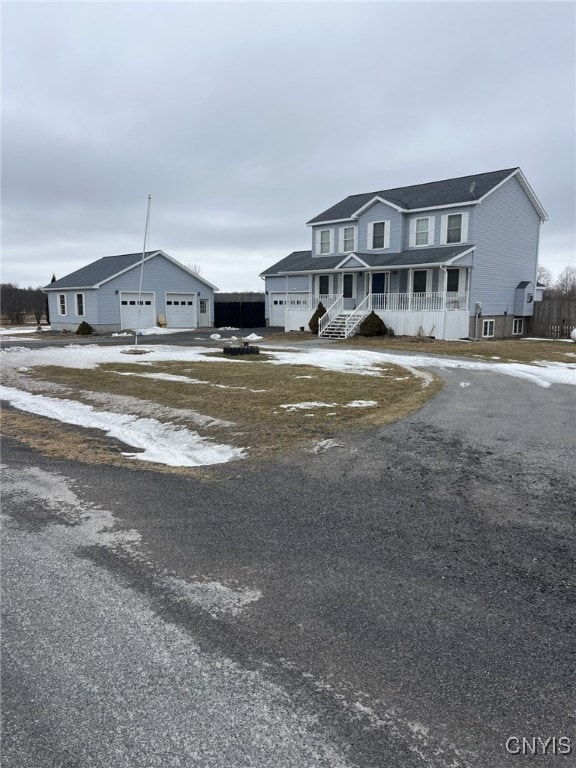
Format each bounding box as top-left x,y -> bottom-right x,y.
531,298 -> 576,338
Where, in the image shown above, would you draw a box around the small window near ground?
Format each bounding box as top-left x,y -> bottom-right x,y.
58,294 -> 67,315
482,319 -> 495,338
512,318 -> 523,335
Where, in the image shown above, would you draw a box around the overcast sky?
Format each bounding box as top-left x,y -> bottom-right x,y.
2,1 -> 575,292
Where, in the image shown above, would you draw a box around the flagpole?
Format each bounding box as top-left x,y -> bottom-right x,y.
134,195 -> 151,350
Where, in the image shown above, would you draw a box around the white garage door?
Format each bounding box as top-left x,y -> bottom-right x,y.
269,294 -> 286,327
166,293 -> 196,328
120,292 -> 155,330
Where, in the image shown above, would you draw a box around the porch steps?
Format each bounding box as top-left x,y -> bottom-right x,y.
320,311 -> 357,339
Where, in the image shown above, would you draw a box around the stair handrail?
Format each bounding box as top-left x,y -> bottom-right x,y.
318,295 -> 344,336
345,294 -> 372,337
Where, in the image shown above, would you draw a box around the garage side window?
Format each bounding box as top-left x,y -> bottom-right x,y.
58,294 -> 67,315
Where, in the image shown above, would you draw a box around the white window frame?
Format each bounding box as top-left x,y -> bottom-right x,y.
75,292 -> 86,317
58,293 -> 67,316
482,319 -> 495,338
341,225 -> 356,253
440,211 -> 469,244
367,220 -> 391,250
316,228 -> 333,255
409,216 -> 435,247
512,318 -> 524,335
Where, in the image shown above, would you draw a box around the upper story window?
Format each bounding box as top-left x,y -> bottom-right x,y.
75,293 -> 85,316
342,226 -> 355,253
367,220 -> 390,250
409,216 -> 435,247
58,294 -> 67,315
318,229 -> 332,255
440,211 -> 469,244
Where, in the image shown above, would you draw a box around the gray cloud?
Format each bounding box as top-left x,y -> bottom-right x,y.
2,1 -> 574,290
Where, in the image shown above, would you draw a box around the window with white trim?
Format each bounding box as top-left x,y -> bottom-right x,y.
319,229 -> 331,255
58,294 -> 67,315
482,319 -> 495,338
512,318 -> 523,335
318,275 -> 331,295
367,220 -> 391,250
440,212 -> 469,244
342,226 -> 355,253
75,293 -> 85,317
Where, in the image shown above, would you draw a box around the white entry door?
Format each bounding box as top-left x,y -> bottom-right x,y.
120,292 -> 155,330
269,294 -> 286,326
165,293 -> 196,328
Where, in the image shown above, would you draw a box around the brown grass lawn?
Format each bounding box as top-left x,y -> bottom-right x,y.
265,332 -> 576,364
3,353 -> 443,472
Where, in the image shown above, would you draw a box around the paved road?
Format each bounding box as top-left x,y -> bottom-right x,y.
2,360 -> 575,767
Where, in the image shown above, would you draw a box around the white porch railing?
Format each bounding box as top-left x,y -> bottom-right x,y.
370,291 -> 468,312
319,295 -> 344,336
345,294 -> 372,337
283,293 -> 339,311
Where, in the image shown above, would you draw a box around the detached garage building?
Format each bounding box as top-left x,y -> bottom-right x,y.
44,250 -> 218,333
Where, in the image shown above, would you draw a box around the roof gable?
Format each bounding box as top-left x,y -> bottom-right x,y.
44,250 -> 218,291
306,168 -> 527,224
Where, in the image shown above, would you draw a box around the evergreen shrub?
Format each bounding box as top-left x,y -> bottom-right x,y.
358,311 -> 388,337
308,302 -> 327,334
76,321 -> 95,335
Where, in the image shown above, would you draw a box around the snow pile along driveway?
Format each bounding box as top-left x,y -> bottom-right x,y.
0,386 -> 245,467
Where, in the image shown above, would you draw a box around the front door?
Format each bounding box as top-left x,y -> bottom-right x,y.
343,273 -> 355,310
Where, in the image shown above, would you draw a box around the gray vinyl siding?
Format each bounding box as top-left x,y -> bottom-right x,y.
47,254 -> 215,330
357,202 -> 403,252
471,176 -> 542,316
264,274 -> 310,317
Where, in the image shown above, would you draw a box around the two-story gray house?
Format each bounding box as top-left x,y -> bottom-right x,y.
260,168 -> 547,339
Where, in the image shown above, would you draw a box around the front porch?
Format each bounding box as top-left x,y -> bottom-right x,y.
284,290 -> 470,339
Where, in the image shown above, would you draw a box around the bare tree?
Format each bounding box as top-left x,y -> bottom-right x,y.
26,287 -> 47,323
536,264 -> 553,287
1,283 -> 26,324
554,266 -> 576,297
187,263 -> 202,275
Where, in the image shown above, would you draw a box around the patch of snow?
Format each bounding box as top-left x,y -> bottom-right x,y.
210,333 -> 222,340
111,332 -> 132,337
243,333 -> 263,341
160,576 -> 261,618
0,386 -> 245,467
343,400 -> 377,408
459,382 -> 471,388
311,439 -> 345,453
280,401 -> 337,411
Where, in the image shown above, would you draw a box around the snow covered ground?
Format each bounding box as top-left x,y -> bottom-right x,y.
1,342 -> 575,467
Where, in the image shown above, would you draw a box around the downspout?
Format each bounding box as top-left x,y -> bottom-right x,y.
439,264 -> 448,340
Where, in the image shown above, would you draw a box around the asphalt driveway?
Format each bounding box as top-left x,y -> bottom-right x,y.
2,358 -> 575,767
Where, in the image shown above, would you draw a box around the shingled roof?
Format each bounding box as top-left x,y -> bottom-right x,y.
260,246 -> 473,277
44,251 -> 161,290
307,168 -> 530,224
44,250 -> 218,291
